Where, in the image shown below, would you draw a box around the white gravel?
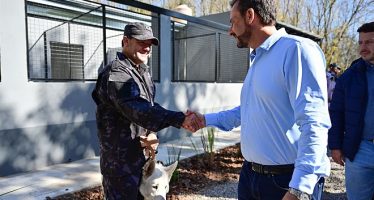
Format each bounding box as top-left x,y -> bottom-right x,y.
176,158 -> 347,200
177,181 -> 238,200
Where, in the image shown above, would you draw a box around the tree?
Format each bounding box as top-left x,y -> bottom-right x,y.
197,0 -> 230,16
135,0 -> 230,16
276,0 -> 306,26
275,0 -> 374,70
135,0 -> 196,14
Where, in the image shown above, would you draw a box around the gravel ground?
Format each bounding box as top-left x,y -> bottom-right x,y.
177,159 -> 347,200
177,181 -> 238,200
323,160 -> 347,200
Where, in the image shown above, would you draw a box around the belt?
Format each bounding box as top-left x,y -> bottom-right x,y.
250,161 -> 294,175
367,139 -> 374,143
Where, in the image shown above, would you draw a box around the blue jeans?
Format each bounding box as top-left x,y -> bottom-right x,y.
345,140 -> 374,200
238,161 -> 324,200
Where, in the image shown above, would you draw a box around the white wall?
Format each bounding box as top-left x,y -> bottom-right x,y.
0,0 -> 243,176
0,1 -> 96,130
0,0 -> 99,176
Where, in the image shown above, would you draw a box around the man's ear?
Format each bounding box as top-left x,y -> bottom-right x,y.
122,36 -> 129,47
245,8 -> 255,25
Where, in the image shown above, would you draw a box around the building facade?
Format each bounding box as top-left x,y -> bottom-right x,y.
0,0 -> 321,176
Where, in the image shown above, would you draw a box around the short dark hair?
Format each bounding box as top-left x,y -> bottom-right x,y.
330,63 -> 341,70
230,0 -> 276,26
330,63 -> 337,68
357,21 -> 374,33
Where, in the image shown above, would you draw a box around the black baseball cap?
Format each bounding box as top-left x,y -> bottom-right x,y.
124,22 -> 159,46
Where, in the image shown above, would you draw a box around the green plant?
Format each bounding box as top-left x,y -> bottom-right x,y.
170,167 -> 180,183
166,144 -> 183,183
166,143 -> 183,165
200,127 -> 216,167
189,136 -> 201,155
200,127 -> 216,154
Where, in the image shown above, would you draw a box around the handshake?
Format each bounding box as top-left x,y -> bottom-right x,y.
181,110 -> 206,132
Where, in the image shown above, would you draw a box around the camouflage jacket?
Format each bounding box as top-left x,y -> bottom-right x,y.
92,52 -> 185,176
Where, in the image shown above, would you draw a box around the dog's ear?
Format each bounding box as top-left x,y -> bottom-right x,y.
165,161 -> 178,181
143,159 -> 156,179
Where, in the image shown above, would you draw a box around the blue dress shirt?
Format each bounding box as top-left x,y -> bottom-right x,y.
205,28 -> 331,194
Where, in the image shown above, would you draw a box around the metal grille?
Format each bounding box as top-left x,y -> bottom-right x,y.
150,16 -> 160,81
50,41 -> 84,79
0,46 -> 1,81
26,0 -> 160,81
218,34 -> 249,82
173,21 -> 217,82
172,20 -> 247,83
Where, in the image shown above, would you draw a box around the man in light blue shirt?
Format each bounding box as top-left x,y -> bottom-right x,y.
185,0 -> 331,199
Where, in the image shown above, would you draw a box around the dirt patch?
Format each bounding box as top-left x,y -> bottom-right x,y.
53,143 -> 347,200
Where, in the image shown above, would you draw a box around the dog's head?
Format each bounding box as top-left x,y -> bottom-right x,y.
139,160 -> 178,200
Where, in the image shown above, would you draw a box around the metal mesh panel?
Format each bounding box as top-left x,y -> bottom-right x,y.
27,17 -> 61,79
218,34 -> 249,82
172,19 -> 247,83
150,16 -> 159,82
27,3 -> 103,81
105,30 -> 123,67
173,21 -> 217,82
0,46 -> 2,81
26,1 -> 160,81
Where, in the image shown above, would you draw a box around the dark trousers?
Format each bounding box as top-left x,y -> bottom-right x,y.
102,175 -> 144,200
238,161 -> 324,200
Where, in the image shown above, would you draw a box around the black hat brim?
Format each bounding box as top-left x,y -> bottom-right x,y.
132,35 -> 159,46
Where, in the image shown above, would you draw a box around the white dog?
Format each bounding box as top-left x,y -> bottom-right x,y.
139,159 -> 178,200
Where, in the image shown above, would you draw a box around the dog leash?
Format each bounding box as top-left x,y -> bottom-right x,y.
140,137 -> 159,160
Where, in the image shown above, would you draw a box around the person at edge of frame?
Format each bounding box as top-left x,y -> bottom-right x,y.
328,21 -> 374,200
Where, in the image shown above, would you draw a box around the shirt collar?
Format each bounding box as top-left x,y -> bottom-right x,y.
257,28 -> 287,51
250,49 -> 256,62
365,60 -> 374,68
365,60 -> 374,72
117,52 -> 137,66
116,51 -> 125,60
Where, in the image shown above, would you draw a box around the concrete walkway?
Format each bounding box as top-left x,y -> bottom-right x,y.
0,129 -> 240,200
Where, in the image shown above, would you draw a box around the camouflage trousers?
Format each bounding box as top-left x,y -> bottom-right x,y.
102,175 -> 144,200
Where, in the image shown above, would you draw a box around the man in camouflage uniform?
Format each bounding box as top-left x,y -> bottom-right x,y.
92,22 -> 189,200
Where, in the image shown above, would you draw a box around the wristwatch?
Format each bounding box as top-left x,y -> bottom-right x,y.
288,188 -> 311,200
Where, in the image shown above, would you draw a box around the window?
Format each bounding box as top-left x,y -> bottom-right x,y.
217,34 -> 249,82
0,46 -> 2,81
50,41 -> 84,79
172,21 -> 217,82
26,0 -> 160,82
172,20 -> 249,83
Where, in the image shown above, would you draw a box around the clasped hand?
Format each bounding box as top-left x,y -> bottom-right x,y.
182,110 -> 206,132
